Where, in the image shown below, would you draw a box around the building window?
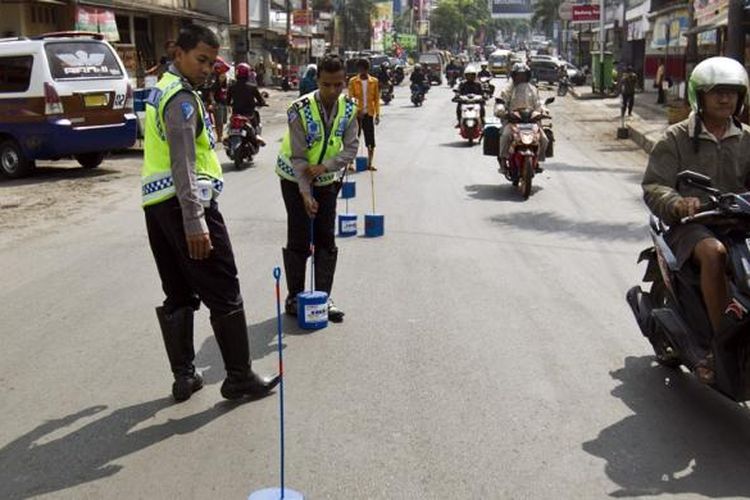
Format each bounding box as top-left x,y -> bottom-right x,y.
116,15 -> 132,44
30,5 -> 56,25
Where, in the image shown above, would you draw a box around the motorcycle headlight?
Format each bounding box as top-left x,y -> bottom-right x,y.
466,119 -> 476,127
520,133 -> 534,145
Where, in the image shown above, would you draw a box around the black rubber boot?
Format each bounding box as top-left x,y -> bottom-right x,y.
315,248 -> 344,323
282,247 -> 308,317
211,309 -> 280,400
155,306 -> 204,402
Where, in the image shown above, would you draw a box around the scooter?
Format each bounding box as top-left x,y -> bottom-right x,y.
411,83 -> 426,106
495,96 -> 554,199
627,170 -> 750,402
224,107 -> 265,170
393,66 -> 405,86
381,83 -> 394,105
446,68 -> 461,87
557,75 -> 570,96
453,92 -> 485,145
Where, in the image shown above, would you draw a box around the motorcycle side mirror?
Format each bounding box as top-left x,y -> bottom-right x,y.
544,97 -> 555,105
676,170 -> 715,191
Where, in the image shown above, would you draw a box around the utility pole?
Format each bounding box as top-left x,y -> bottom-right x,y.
727,0 -> 745,63
599,0 -> 604,94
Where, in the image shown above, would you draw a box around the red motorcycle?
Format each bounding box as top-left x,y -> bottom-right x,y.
498,96 -> 554,199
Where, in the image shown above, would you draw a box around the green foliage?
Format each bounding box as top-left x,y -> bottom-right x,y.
430,0 -> 491,48
341,0 -> 376,50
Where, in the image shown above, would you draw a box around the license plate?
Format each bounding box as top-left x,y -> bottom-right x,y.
83,93 -> 108,108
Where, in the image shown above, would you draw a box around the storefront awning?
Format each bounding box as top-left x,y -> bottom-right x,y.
683,11 -> 727,36
77,0 -> 228,23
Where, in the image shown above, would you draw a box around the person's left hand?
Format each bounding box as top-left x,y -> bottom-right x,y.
375,115 -> 380,125
306,164 -> 327,178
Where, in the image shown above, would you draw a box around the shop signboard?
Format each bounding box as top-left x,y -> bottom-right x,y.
75,6 -> 119,42
571,4 -> 601,23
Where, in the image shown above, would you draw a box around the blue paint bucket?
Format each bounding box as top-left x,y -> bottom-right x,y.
296,291 -> 329,330
355,156 -> 368,172
337,213 -> 357,237
340,180 -> 356,199
364,214 -> 385,237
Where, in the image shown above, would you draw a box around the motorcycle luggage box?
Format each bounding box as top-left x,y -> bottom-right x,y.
483,123 -> 501,157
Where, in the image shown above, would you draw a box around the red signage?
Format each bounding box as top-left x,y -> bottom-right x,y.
292,9 -> 313,26
571,4 -> 601,22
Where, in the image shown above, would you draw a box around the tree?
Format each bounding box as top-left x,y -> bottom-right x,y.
337,0 -> 375,50
430,0 -> 491,49
532,0 -> 562,38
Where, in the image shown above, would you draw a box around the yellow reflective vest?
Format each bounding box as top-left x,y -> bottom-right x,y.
141,72 -> 223,207
276,92 -> 356,186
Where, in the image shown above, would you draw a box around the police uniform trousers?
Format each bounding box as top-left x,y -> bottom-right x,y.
280,178 -> 339,299
145,196 -> 243,315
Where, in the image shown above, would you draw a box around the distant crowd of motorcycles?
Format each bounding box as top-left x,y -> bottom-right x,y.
376,61 -> 558,201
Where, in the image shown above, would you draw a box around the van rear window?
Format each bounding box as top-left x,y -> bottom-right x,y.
0,56 -> 33,93
45,41 -> 122,80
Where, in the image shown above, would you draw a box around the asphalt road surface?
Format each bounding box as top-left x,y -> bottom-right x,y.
3,82 -> 750,499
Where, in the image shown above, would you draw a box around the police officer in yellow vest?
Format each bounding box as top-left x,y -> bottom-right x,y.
142,25 -> 278,402
277,54 -> 359,321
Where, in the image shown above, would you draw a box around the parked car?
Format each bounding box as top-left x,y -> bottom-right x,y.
0,32 -> 136,178
529,59 -> 561,84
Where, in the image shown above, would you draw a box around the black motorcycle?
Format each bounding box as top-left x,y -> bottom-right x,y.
410,83 -> 426,106
627,170 -> 750,401
380,82 -> 394,105
557,75 -> 570,96
393,66 -> 405,86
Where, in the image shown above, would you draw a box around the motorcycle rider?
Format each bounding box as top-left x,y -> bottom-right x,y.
478,62 -> 492,80
377,60 -> 393,97
410,63 -> 428,97
446,58 -> 461,83
497,62 -> 548,173
641,57 -> 750,382
454,66 -> 485,128
227,62 -> 267,144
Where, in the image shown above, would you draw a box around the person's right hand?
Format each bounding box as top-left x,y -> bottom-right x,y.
186,232 -> 213,260
302,193 -> 319,217
674,197 -> 702,219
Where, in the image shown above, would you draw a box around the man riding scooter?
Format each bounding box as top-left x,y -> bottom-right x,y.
227,62 -> 267,145
498,62 -> 548,173
454,66 -> 485,128
410,64 -> 429,97
641,57 -> 750,384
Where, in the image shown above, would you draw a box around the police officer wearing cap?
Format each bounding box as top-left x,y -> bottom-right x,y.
277,54 -> 359,322
141,24 -> 279,402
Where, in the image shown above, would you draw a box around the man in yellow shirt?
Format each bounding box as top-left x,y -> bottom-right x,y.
348,58 -> 380,170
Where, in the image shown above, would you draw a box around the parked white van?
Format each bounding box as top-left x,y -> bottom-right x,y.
0,32 -> 137,178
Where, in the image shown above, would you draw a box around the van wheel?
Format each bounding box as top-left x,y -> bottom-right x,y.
75,152 -> 104,169
0,139 -> 34,178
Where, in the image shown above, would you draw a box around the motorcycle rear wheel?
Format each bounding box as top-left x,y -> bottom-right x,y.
234,155 -> 245,171
519,156 -> 533,199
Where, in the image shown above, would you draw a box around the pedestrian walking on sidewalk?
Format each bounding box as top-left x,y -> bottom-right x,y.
348,58 -> 380,170
141,24 -> 279,403
276,54 -> 359,322
619,65 -> 638,117
656,62 -> 667,105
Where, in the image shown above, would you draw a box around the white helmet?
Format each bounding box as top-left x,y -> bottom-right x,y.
688,56 -> 749,115
464,65 -> 478,76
